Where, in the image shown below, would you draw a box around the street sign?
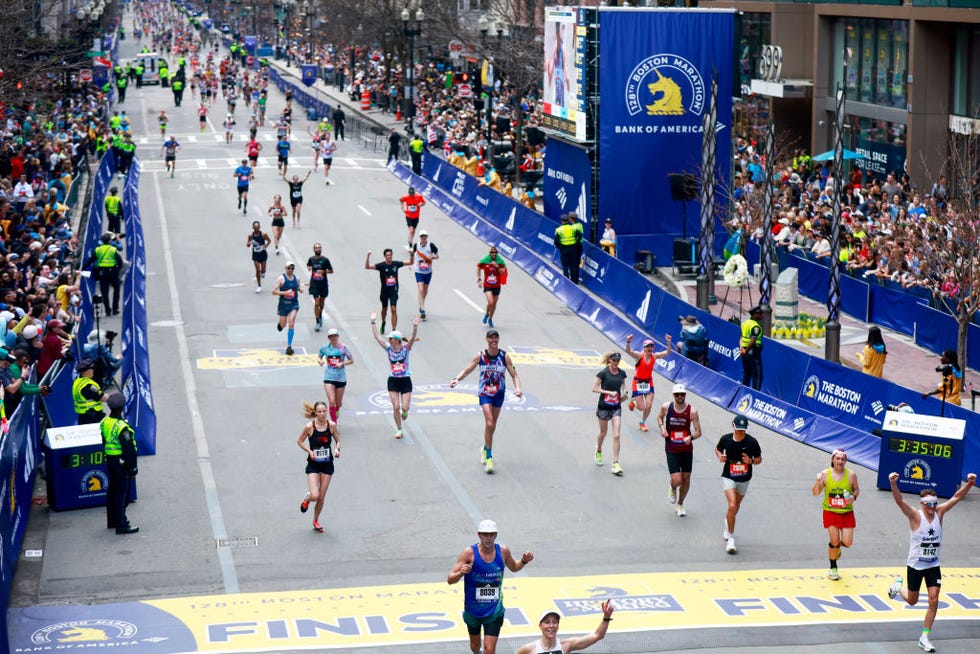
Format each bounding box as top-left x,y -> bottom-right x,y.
79,69 -> 93,83
448,39 -> 464,60
458,83 -> 473,98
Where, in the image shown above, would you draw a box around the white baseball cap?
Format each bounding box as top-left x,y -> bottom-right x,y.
477,519 -> 498,533
326,328 -> 340,337
672,383 -> 687,394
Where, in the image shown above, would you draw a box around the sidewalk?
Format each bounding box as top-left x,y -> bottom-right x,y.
661,268 -> 978,410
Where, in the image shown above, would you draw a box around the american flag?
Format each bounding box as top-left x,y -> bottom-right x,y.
427,124 -> 437,145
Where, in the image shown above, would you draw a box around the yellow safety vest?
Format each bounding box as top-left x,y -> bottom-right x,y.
72,377 -> 103,415
105,195 -> 122,215
95,244 -> 118,268
556,223 -> 577,246
410,139 -> 423,154
101,416 -> 135,456
740,318 -> 761,350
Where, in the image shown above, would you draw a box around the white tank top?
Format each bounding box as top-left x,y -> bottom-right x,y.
907,509 -> 942,570
529,639 -> 563,654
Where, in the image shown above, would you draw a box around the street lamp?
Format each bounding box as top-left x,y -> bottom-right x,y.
303,0 -> 314,63
401,4 -> 424,135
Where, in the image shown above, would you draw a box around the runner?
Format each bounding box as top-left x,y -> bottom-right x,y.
197,102 -> 208,133
157,110 -> 168,138
245,220 -> 271,293
309,131 -> 322,171
223,112 -> 236,144
159,134 -> 180,178
447,519 -> 534,654
364,248 -> 407,333
411,230 -> 438,319
296,400 -> 340,534
321,136 -> 337,185
317,329 -> 353,422
477,246 -> 507,328
245,135 -> 262,169
232,158 -> 254,214
276,134 -> 291,176
812,449 -> 860,581
886,471 -> 976,653
306,242 -> 333,332
624,333 -> 672,432
591,351 -> 628,476
267,194 -> 286,254
715,414 -> 763,554
516,600 -> 614,654
283,170 -> 312,228
400,186 -> 426,250
656,383 -> 702,515
273,261 -> 303,356
369,312 -> 420,439
449,329 -> 523,474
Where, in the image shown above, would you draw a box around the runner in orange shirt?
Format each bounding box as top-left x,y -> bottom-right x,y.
400,186 -> 426,251
624,333 -> 672,432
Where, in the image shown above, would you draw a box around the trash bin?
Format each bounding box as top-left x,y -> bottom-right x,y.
306,106 -> 318,121
634,250 -> 654,274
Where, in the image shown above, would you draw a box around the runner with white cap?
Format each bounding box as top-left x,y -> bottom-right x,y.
516,600 -> 615,654
317,328 -> 353,422
447,519 -> 534,654
656,383 -> 702,516
410,230 -> 438,320
370,312 -> 420,439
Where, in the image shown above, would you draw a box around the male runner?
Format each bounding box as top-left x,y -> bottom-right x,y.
716,414 -> 762,554
656,383 -> 702,517
411,230 -> 438,319
160,134 -> 181,178
233,159 -> 254,214
812,449 -> 860,580
307,243 -> 333,332
365,248 -> 407,334
400,186 -> 426,250
246,221 -> 271,293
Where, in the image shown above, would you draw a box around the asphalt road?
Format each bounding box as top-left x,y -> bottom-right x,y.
8,34 -> 980,654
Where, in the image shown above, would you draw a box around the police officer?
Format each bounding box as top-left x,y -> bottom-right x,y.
134,61 -> 145,89
172,77 -> 185,106
409,132 -> 425,175
739,305 -> 764,390
115,71 -> 128,103
101,393 -> 139,534
159,62 -> 169,88
104,186 -> 123,233
73,359 -> 107,425
118,133 -> 137,175
554,213 -> 582,284
86,232 -> 124,315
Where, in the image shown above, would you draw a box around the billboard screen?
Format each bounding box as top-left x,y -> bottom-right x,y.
542,6 -> 587,141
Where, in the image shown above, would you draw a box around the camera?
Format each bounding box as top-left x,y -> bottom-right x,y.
936,364 -> 953,375
105,330 -> 118,348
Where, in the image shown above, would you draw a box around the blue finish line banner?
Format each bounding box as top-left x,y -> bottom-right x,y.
597,8 -> 734,265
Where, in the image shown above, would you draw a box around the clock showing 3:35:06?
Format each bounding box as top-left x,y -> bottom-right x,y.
888,437 -> 953,459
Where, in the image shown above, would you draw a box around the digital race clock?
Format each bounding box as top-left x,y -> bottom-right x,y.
887,437 -> 954,460
877,411 -> 965,498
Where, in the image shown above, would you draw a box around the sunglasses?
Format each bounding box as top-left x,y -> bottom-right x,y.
921,500 -> 939,507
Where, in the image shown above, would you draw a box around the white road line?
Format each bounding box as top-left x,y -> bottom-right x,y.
151,172 -> 240,594
346,158 -> 361,168
196,159 -> 207,168
188,135 -> 198,143
357,205 -> 371,216
453,288 -> 485,315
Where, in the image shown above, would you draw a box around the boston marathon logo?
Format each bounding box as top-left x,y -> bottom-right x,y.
550,586 -> 682,617
620,53 -> 705,134
903,458 -> 934,487
802,374 -> 861,415
734,393 -> 793,431
31,620 -> 139,646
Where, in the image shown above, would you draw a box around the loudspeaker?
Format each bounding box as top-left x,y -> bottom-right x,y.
668,173 -> 698,202
673,238 -> 697,264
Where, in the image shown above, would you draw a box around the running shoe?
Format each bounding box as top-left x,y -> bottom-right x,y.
243,207 -> 247,215
594,450 -> 603,466
395,428 -> 404,439
726,536 -> 736,554
628,399 -> 635,411
668,485 -> 677,504
887,577 -> 903,600
487,318 -> 494,328
314,319 -> 321,332
255,286 -> 262,294
380,321 -> 386,334
482,314 -> 489,325
723,522 -> 732,540
638,421 -> 649,432
675,504 -> 686,517
419,308 -> 426,320
401,409 -> 409,420
276,322 -> 283,332
275,246 -> 279,255
300,492 -> 311,513
480,447 -> 487,465
285,346 -> 294,356
484,458 -> 494,474
312,520 -> 324,533
611,462 -> 623,476
828,568 -> 840,581
237,198 -> 241,209
918,634 -> 935,653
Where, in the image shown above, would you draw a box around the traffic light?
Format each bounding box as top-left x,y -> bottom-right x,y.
453,71 -> 471,85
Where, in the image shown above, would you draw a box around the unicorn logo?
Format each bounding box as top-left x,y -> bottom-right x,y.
645,69 -> 684,115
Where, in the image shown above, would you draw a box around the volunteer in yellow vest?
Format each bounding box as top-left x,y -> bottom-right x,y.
134,63 -> 144,89
101,393 -> 139,534
115,73 -> 128,103
85,232 -> 124,316
104,186 -> 123,233
73,358 -> 107,424
159,62 -> 169,87
554,213 -> 582,284
812,449 -> 860,581
409,133 -> 424,175
172,77 -> 185,106
739,305 -> 763,390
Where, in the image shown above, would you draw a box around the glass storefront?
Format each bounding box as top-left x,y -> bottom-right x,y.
952,26 -> 980,117
839,114 -> 907,179
833,18 -> 908,110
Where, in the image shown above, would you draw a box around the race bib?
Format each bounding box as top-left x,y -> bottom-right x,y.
484,383 -> 499,396
603,392 -> 619,405
729,462 -> 748,477
418,261 -> 430,271
670,431 -> 687,444
828,496 -> 848,509
239,174 -> 250,183
918,545 -> 939,563
475,585 -> 499,602
282,289 -> 296,299
312,270 -> 325,280
390,361 -> 406,375
252,243 -> 264,252
406,203 -> 418,213
486,274 -> 497,285
291,190 -> 302,199
327,356 -> 342,368
385,276 -> 397,287
636,381 -> 651,392
312,447 -> 331,462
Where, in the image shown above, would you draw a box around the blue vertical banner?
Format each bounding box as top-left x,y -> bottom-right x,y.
543,137 -> 592,226
598,8 -> 734,265
301,65 -> 318,87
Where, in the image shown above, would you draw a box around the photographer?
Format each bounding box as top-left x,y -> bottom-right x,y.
921,349 -> 963,407
83,329 -> 121,390
677,315 -> 709,366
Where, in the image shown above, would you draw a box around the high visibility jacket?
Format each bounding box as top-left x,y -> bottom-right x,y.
101,416 -> 135,456
105,195 -> 122,215
740,318 -> 761,351
555,223 -> 578,247
72,377 -> 103,414
95,244 -> 119,268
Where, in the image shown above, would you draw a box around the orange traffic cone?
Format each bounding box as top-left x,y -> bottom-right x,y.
396,108 -> 402,121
